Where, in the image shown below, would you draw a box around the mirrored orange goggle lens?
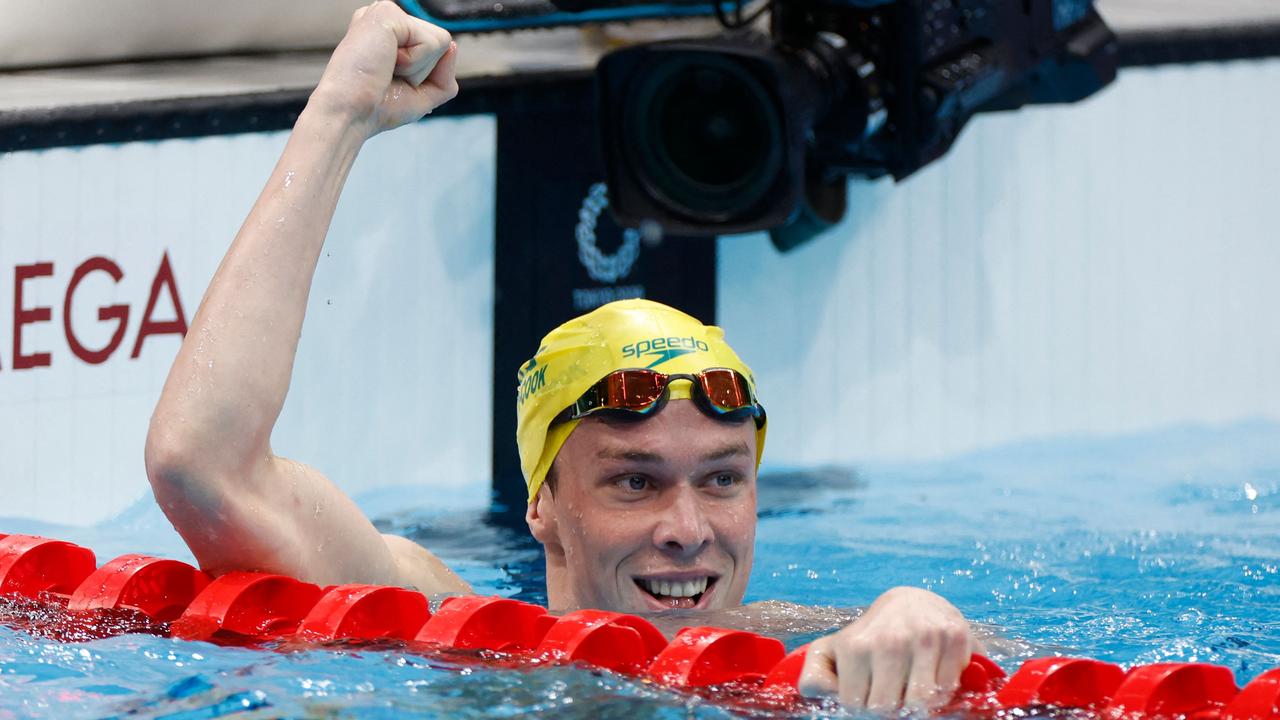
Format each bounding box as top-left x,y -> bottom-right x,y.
601,370 -> 666,410
698,368 -> 752,411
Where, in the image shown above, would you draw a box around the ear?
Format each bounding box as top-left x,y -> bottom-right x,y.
525,487 -> 559,546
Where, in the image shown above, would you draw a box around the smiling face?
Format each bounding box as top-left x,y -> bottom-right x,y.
525,398 -> 758,613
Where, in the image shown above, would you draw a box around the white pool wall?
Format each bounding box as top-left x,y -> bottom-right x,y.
720,58 -> 1280,468
2,58 -> 1278,527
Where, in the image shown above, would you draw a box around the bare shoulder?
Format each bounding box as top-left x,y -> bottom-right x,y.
382,534 -> 473,596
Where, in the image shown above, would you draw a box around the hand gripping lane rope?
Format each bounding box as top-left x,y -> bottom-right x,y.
2,533 -> 1278,717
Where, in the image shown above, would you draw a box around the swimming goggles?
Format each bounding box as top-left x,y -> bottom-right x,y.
551,367 -> 766,427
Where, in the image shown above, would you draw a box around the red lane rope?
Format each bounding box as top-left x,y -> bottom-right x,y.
1,533 -> 1277,718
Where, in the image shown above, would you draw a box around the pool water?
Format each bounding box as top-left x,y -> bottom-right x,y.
2,421 -> 1278,718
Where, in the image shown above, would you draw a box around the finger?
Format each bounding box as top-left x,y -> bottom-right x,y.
934,626 -> 974,697
387,16 -> 452,86
383,45 -> 456,122
903,631 -> 946,710
403,41 -> 458,113
797,641 -> 840,699
350,2 -> 371,26
399,32 -> 452,86
835,643 -> 871,709
422,41 -> 459,95
865,641 -> 910,711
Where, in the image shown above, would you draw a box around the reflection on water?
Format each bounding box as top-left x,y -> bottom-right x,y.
2,421 -> 1280,717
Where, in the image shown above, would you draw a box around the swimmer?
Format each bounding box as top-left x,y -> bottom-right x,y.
145,1 -> 978,711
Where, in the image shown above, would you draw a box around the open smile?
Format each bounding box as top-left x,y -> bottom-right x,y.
633,575 -> 718,610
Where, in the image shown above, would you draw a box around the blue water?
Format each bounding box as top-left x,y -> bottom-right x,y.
2,421 -> 1279,718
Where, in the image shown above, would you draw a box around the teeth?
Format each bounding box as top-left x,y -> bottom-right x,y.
642,577 -> 709,598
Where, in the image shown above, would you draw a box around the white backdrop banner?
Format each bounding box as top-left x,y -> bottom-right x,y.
0,115 -> 496,526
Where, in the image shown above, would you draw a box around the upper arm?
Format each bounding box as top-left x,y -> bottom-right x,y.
149,449 -> 412,588
383,533 -> 473,596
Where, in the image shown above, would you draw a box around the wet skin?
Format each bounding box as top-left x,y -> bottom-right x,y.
145,3 -> 978,708
526,396 -> 757,614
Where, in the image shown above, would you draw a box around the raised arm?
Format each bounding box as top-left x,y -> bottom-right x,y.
145,2 -> 468,594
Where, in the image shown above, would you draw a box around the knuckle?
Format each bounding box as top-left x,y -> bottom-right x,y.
796,645 -> 837,697
913,625 -> 945,651
795,670 -> 833,697
834,633 -> 872,657
806,637 -> 835,662
879,630 -> 911,655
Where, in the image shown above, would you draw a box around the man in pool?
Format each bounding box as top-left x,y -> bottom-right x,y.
145,1 -> 978,711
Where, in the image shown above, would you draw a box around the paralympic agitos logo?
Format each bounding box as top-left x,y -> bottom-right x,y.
622,336 -> 710,369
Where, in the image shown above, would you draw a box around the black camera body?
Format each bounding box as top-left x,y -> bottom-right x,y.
599,36 -> 822,237
597,0 -> 1118,248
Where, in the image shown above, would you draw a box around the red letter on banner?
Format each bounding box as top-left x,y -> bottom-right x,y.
13,262 -> 55,370
131,251 -> 187,358
65,257 -> 131,365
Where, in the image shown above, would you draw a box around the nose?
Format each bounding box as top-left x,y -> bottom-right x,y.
653,485 -> 713,557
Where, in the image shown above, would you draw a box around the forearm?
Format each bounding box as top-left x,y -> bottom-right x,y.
148,103 -> 367,475
145,3 -> 460,588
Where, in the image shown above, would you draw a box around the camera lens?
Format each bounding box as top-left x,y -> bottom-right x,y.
626,54 -> 785,221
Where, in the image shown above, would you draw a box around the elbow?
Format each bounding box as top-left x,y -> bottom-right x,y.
145,408 -> 265,517
144,411 -> 224,508
145,416 -> 197,504
146,407 -> 190,479
145,422 -> 241,537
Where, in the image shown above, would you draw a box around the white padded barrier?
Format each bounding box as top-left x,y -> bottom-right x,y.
0,1 -> 364,69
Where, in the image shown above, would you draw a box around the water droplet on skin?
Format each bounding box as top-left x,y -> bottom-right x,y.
283,170 -> 295,189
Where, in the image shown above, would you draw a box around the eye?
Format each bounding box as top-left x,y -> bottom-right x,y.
620,475 -> 650,492
712,473 -> 736,488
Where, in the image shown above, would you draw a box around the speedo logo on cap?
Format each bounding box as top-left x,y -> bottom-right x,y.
622,336 -> 710,369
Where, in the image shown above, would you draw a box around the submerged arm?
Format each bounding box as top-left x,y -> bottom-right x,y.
145,2 -> 468,593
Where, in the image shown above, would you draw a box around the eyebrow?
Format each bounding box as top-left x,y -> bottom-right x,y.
595,442 -> 752,464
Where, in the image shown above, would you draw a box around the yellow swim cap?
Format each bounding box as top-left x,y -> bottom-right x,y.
515,299 -> 766,503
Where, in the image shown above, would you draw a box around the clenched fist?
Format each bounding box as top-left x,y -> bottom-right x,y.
799,586 -> 977,711
311,1 -> 459,138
